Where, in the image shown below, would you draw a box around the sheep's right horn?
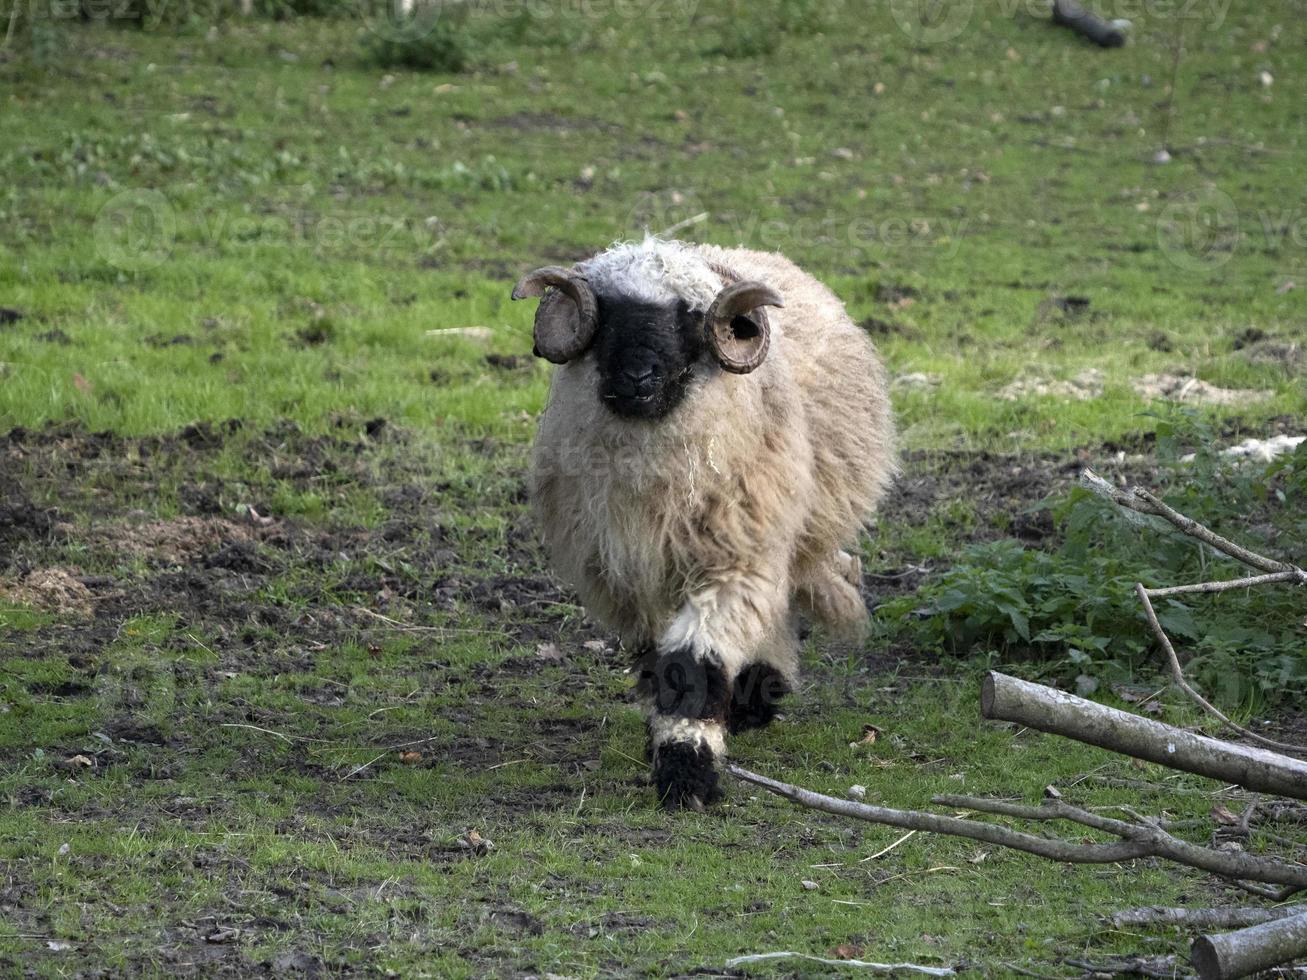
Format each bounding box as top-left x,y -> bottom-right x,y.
705,280 -> 784,374
511,266 -> 599,364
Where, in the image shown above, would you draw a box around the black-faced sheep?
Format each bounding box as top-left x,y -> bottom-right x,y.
512,238 -> 897,809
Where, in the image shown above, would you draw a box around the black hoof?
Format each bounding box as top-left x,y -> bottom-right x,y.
654,740 -> 721,810
729,663 -> 791,734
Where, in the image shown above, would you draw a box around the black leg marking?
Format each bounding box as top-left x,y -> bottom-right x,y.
638,645 -> 729,721
728,663 -> 791,734
636,646 -> 730,810
654,739 -> 721,811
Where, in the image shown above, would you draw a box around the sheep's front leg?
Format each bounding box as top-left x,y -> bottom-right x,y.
639,575 -> 790,809
637,619 -> 730,811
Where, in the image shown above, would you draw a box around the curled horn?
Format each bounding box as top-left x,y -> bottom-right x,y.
705,280 -> 784,374
511,266 -> 599,364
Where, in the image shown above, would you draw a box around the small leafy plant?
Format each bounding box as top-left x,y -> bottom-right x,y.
358,1 -> 477,73
879,423 -> 1307,709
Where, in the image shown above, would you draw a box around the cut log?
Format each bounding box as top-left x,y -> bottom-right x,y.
1052,0 -> 1126,47
1191,910 -> 1307,980
981,672 -> 1307,801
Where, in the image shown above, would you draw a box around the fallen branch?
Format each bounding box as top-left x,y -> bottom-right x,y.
728,765 -> 1307,892
1063,955 -> 1176,978
1051,0 -> 1126,47
1191,909 -> 1307,980
1111,905 -> 1306,931
981,672 -> 1307,801
1080,469 -> 1307,757
723,951 -> 954,975
1081,470 -> 1306,581
730,765 -> 1148,864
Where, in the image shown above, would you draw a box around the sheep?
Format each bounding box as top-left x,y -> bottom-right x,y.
512,238 -> 896,810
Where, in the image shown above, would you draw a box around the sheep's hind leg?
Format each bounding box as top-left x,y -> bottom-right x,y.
795,550 -> 868,637
728,625 -> 798,734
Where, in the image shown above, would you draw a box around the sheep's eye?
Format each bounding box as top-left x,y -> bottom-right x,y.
731,315 -> 760,340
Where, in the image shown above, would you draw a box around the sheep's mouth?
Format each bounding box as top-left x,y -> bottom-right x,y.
604,389 -> 664,419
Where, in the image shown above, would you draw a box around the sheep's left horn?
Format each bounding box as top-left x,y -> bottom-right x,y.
705,280 -> 784,374
511,266 -> 599,364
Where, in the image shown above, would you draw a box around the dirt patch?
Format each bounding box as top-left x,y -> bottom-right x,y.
90,517 -> 260,565
999,368 -> 1104,401
485,111 -> 620,135
0,567 -> 95,614
0,493 -> 61,556
1133,373 -> 1272,406
1240,337 -> 1303,372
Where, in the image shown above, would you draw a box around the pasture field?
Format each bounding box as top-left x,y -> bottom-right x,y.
1,1 -> 1305,975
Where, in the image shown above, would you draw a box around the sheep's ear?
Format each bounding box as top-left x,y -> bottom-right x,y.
511,267 -> 599,364
705,281 -> 783,374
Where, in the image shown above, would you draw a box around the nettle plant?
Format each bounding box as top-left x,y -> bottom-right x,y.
880,418 -> 1307,709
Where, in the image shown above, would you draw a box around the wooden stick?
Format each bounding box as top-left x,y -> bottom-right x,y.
1080,471 -> 1305,580
1145,571 -> 1302,597
723,951 -> 954,975
982,672 -> 1307,800
1051,0 -> 1126,47
1112,906 -> 1305,930
729,765 -> 1149,864
729,766 -> 1307,891
1191,910 -> 1307,980
933,794 -> 1307,890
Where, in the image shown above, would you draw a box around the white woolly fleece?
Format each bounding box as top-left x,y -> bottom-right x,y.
577,237 -> 724,312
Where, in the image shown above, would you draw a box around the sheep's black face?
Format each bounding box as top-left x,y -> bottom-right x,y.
594,297 -> 705,420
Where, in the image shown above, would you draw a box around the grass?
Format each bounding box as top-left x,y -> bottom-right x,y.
1,1 -> 1305,975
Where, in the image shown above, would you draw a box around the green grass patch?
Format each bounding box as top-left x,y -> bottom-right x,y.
1,1 -> 1304,975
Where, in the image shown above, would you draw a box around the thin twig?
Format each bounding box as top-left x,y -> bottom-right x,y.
1083,470 -> 1304,581
1145,571 -> 1302,597
1136,583 -> 1307,757
351,606 -> 509,636
3,3 -> 20,49
730,765 -> 1150,863
1229,880 -> 1302,902
722,951 -> 954,975
340,752 -> 388,781
218,723 -> 327,744
1064,955 -> 1176,979
861,829 -> 918,862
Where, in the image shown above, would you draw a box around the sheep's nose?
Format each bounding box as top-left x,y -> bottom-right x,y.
618,362 -> 659,396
